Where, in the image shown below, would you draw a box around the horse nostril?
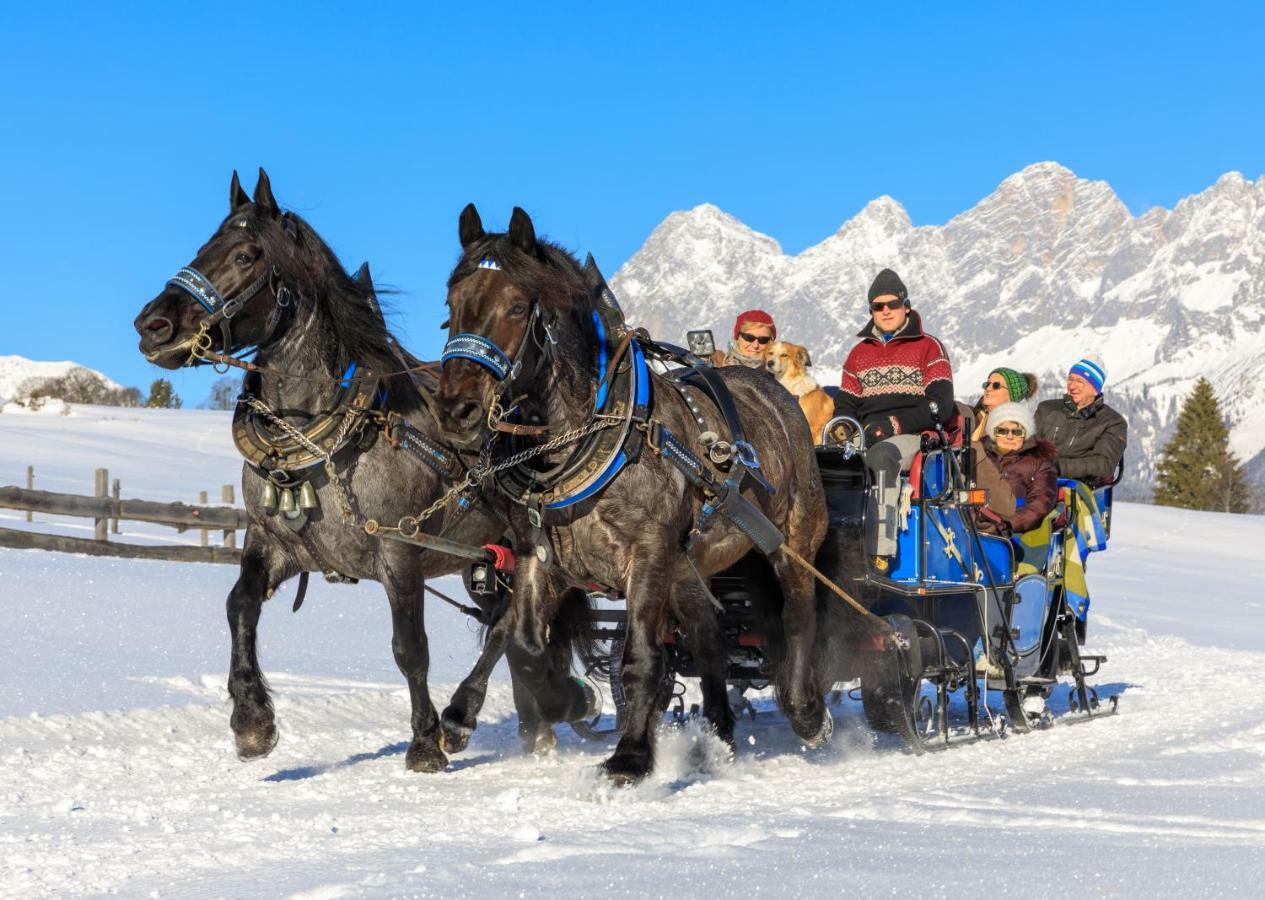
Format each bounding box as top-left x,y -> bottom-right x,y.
142,316 -> 174,345
452,400 -> 483,431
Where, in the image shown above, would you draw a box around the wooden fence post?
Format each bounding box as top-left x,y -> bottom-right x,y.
111,478 -> 121,534
199,491 -> 209,547
94,469 -> 108,541
25,466 -> 33,522
221,484 -> 236,549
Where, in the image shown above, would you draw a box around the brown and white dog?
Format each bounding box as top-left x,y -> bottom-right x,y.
764,340 -> 835,445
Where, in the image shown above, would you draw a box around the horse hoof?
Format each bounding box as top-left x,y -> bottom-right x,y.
234,725 -> 279,761
439,717 -> 474,754
801,712 -> 834,750
521,725 -> 557,756
569,678 -> 601,722
601,753 -> 650,786
405,741 -> 449,773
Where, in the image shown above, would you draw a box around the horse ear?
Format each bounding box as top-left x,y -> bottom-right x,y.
253,167 -> 279,218
581,253 -> 608,294
459,204 -> 485,249
230,171 -> 250,210
353,261 -> 373,290
508,207 -> 537,255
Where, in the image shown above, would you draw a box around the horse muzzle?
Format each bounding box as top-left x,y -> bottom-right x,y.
436,363 -> 496,447
135,294 -> 201,369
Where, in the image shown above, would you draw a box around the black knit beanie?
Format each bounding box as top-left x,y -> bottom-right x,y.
868,268 -> 908,304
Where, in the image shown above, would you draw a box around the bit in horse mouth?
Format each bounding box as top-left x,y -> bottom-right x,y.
143,335 -> 195,363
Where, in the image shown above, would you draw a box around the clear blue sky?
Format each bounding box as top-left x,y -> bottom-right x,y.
2,2 -> 1262,402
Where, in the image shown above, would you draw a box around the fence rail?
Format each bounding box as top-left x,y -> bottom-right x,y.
0,467 -> 245,565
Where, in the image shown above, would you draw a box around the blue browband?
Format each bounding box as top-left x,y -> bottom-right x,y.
168,266 -> 227,314
440,333 -> 515,382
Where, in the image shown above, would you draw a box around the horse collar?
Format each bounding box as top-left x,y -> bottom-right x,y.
496,308 -> 652,513
231,367 -> 384,481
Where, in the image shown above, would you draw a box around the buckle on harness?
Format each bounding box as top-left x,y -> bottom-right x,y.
734,440 -> 760,469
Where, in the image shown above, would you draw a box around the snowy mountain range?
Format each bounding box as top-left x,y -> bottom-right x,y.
610,163 -> 1265,500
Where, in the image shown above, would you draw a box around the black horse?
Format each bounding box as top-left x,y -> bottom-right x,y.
436,206 -> 830,784
133,170 -> 542,771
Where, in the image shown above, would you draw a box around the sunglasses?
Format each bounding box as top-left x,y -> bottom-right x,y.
738,332 -> 772,345
870,299 -> 905,313
994,427 -> 1027,438
982,380 -> 1005,390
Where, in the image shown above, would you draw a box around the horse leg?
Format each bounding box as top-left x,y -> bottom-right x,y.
439,589 -> 512,753
382,570 -> 447,773
506,566 -> 594,726
772,547 -> 831,747
672,574 -> 736,750
226,547 -> 288,759
603,549 -> 672,785
510,655 -> 558,755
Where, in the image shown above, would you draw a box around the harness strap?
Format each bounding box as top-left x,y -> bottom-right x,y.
386,415 -> 465,480
296,528 -> 359,586
291,571 -> 310,613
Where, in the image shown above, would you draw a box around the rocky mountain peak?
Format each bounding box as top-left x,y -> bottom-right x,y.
610,164 -> 1265,501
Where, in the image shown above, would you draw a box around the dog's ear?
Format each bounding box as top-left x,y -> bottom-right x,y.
798,347 -> 812,367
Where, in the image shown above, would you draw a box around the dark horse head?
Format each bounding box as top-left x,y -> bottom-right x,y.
134,169 -> 421,413
438,204 -> 603,445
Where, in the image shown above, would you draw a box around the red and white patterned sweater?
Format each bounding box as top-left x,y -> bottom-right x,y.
836,311 -> 955,441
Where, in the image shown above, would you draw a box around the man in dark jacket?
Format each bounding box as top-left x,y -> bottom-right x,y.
1035,356 -> 1127,486
835,268 -> 954,566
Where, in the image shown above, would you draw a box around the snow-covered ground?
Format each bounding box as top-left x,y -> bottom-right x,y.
2,407 -> 1264,897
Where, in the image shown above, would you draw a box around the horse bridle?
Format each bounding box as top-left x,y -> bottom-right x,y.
166,217 -> 297,373
440,263 -> 557,434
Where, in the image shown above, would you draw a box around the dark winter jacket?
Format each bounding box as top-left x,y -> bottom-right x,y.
834,311 -> 955,442
976,436 -> 1060,534
1035,395 -> 1127,485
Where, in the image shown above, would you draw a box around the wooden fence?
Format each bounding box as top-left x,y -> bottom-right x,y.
0,467 -> 246,565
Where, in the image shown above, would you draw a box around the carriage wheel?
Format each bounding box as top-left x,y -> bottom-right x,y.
860,615 -> 931,753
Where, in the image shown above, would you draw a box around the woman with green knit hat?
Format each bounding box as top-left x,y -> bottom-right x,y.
971,366 -> 1039,442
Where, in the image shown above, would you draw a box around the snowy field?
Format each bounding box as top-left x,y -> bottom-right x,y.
2,407 -> 1265,898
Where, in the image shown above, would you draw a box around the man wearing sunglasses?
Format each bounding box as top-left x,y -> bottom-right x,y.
835,268 -> 955,570
710,309 -> 778,368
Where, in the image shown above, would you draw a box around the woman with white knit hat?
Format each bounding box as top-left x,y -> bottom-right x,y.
974,401 -> 1059,536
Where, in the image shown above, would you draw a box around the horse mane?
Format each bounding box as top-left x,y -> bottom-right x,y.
448,233 -> 591,317
248,209 -> 425,413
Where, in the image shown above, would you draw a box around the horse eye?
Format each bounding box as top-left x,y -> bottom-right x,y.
234,252 -> 253,267
509,303 -> 528,316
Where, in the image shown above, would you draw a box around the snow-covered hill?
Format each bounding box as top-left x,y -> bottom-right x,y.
2,409 -> 1264,896
611,164 -> 1265,500
0,354 -> 123,405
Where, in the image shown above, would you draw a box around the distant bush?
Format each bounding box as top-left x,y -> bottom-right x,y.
145,378 -> 183,409
19,367 -> 142,407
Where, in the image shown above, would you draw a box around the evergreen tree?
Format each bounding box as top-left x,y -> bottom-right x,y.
145,378 -> 183,409
1153,378 -> 1249,513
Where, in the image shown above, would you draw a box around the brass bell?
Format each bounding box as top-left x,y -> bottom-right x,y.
298,481 -> 319,511
278,487 -> 297,515
261,482 -> 279,512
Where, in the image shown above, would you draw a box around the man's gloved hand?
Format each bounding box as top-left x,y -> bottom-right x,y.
863,419 -> 890,444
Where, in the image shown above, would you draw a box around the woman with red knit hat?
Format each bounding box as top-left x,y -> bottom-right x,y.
711,309 -> 776,368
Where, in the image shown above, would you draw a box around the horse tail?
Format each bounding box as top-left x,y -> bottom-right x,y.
552,588 -> 602,676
